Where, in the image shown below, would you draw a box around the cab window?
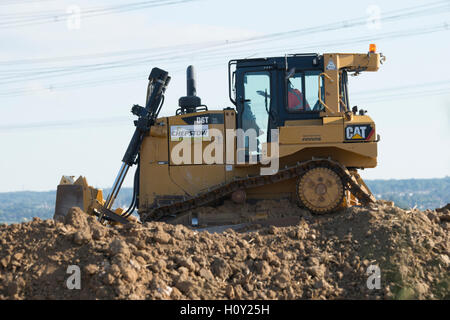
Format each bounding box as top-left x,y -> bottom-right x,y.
286,71 -> 324,112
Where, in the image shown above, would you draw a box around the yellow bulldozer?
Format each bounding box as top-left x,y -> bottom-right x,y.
54,45 -> 384,226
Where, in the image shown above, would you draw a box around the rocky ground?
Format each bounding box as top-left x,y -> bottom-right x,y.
0,201 -> 449,300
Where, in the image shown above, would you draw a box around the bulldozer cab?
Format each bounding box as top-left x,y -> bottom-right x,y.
229,53 -> 361,139
230,55 -> 326,139
227,50 -> 381,165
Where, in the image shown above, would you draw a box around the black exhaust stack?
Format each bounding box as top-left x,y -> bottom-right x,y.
178,65 -> 206,114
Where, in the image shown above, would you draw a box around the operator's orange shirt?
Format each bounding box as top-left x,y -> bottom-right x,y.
288,88 -> 310,111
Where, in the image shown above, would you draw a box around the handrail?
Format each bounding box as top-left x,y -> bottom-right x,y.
318,72 -> 334,113
228,60 -> 237,106
339,97 -> 347,110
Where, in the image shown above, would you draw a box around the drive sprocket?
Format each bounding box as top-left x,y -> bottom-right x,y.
297,167 -> 344,214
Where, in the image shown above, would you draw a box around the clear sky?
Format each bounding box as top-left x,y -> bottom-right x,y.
0,0 -> 449,192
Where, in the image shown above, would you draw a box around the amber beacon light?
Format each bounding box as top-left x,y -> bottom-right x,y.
369,43 -> 377,53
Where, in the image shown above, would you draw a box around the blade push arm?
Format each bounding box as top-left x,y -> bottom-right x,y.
103,67 -> 170,212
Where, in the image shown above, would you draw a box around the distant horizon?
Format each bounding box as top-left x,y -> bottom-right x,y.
1,175 -> 449,194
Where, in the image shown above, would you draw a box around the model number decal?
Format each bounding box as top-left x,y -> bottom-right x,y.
182,113 -> 224,125
302,135 -> 321,142
345,124 -> 374,141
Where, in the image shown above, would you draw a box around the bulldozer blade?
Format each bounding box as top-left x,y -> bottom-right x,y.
54,183 -> 84,222
54,175 -> 104,222
54,175 -> 133,225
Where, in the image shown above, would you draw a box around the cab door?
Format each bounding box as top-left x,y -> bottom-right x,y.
235,68 -> 276,162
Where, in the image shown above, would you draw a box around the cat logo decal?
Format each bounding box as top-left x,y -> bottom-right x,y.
345,125 -> 374,141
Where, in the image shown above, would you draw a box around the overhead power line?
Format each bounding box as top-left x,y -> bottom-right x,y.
0,10 -> 448,86
0,2 -> 449,98
0,0 -> 448,59
0,1 -> 448,66
217,0 -> 450,47
0,21 -> 448,97
0,0 -> 56,7
0,40 -> 223,66
353,79 -> 450,103
1,80 -> 449,132
0,0 -> 199,28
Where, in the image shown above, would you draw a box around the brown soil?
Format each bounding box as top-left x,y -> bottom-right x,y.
0,201 -> 449,300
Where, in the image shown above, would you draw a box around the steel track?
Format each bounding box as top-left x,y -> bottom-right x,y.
140,158 -> 375,222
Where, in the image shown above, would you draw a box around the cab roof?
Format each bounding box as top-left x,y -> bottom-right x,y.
232,53 -> 323,71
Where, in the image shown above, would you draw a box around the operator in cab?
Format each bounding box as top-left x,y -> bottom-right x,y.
287,80 -> 310,111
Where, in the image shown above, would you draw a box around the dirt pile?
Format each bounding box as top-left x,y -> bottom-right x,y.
0,201 -> 449,300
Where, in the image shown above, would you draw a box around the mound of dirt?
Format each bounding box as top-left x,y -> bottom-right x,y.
0,202 -> 448,300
